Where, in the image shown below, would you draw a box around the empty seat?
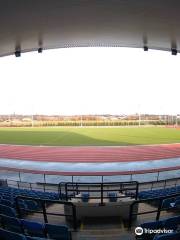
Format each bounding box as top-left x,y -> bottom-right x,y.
174,199 -> 180,209
162,198 -> 175,209
24,200 -> 40,211
0,186 -> 59,202
153,232 -> 180,240
0,199 -> 14,208
141,220 -> 164,230
163,215 -> 180,231
138,186 -> 180,200
81,193 -> 89,203
21,219 -> 45,238
45,223 -> 71,240
140,220 -> 164,240
175,195 -> 180,201
108,192 -> 117,202
0,214 -> 23,234
0,227 -> 26,240
0,204 -> 17,218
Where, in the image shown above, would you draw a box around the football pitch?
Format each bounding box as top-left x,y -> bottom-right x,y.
0,126 -> 180,146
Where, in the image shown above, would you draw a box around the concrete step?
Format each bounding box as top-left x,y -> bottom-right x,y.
73,232 -> 135,240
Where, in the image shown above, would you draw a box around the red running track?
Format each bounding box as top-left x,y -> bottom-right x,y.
0,143 -> 180,163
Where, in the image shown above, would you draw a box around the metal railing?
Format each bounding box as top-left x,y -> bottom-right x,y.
2,175 -> 180,196
60,181 -> 139,205
128,192 -> 180,229
15,196 -> 77,230
4,179 -> 59,193
0,166 -> 180,185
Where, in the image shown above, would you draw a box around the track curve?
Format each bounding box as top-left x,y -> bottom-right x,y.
1,143 -> 180,163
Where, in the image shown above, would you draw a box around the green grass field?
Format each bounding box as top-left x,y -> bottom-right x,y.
0,127 -> 180,146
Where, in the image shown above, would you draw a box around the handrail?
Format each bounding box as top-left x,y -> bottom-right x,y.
1,166 -> 180,186
5,174 -> 180,186
63,181 -> 139,204
128,192 -> 180,229
15,196 -> 77,230
1,165 -> 180,176
1,175 -> 180,196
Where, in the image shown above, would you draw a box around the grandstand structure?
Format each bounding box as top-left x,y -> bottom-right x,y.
0,0 -> 180,56
0,1 -> 180,240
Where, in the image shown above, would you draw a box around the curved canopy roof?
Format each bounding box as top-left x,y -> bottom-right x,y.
0,0 -> 180,57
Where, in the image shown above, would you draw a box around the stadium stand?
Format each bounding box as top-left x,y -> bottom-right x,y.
138,186 -> 180,200
153,232 -> 180,240
0,186 -> 60,222
0,187 -> 59,200
0,228 -> 26,240
137,216 -> 180,240
0,204 -> 17,218
0,181 -> 180,239
0,214 -> 72,239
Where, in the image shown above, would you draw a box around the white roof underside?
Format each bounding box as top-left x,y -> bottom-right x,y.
0,0 -> 180,56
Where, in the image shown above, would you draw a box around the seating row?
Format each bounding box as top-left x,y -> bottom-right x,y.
0,201 -> 44,218
0,214 -> 71,240
0,197 -> 41,212
137,215 -> 180,240
0,186 -> 59,214
153,232 -> 180,240
0,186 -> 59,201
0,227 -> 53,240
138,186 -> 180,200
162,197 -> 180,209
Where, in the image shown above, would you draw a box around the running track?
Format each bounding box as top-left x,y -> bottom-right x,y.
1,143 -> 180,163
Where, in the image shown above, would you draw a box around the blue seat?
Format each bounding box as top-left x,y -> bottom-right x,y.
163,215 -> 180,231
141,220 -> 164,230
153,232 -> 180,240
21,219 -> 45,238
138,186 -> 180,200
175,195 -> 180,201
140,220 -> 164,240
174,199 -> 180,208
15,200 -> 28,216
19,201 -> 28,210
0,204 -> 17,218
45,223 -> 71,240
81,193 -> 89,203
0,186 -> 58,202
24,200 -> 40,211
0,227 -> 26,240
162,198 -> 175,209
0,199 -> 14,208
108,192 -> 117,202
0,214 -> 23,234
2,196 -> 14,202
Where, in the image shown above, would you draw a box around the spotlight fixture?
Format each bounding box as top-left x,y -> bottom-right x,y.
15,50 -> 21,57
171,48 -> 177,55
143,46 -> 148,51
38,47 -> 43,53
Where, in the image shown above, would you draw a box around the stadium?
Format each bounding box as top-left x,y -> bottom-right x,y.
0,1 -> 180,240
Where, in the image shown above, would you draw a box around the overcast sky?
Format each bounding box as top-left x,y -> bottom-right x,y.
0,47 -> 179,115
